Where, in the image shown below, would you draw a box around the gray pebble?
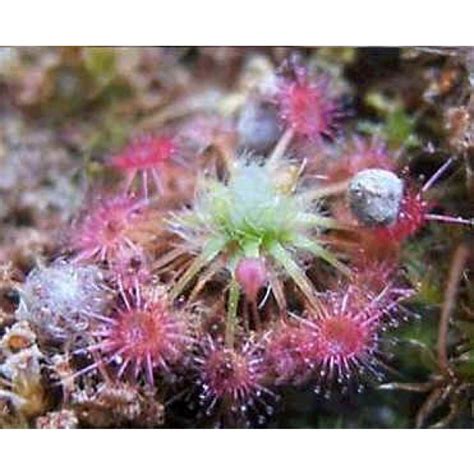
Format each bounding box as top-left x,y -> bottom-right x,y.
237,101 -> 280,153
348,169 -> 404,226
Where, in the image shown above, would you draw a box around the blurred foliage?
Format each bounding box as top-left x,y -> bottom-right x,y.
359,92 -> 420,150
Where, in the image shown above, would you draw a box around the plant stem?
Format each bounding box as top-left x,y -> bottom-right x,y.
437,243 -> 470,377
268,128 -> 294,166
225,278 -> 240,348
250,299 -> 261,331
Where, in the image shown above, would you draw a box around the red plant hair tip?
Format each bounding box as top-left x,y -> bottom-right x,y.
111,135 -> 178,197
275,66 -> 340,142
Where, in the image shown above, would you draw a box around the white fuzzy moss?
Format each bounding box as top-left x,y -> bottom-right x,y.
17,260 -> 111,341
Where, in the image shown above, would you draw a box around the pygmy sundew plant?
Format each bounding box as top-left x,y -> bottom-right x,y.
110,135 -> 177,198
293,279 -> 413,392
70,194 -> 148,263
165,154 -> 351,345
84,285 -> 192,385
274,60 -> 342,145
194,336 -> 275,425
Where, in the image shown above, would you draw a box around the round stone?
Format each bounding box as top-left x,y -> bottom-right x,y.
237,101 -> 280,153
348,168 -> 404,226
